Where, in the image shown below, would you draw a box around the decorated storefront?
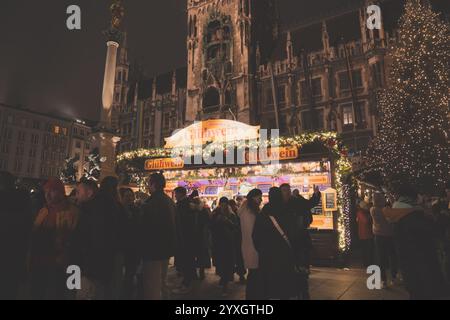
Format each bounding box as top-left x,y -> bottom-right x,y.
117,120 -> 354,264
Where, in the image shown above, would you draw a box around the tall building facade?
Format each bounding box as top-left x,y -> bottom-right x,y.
185,0 -> 278,124
116,0 -> 439,155
0,103 -> 92,182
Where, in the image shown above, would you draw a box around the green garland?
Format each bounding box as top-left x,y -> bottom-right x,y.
117,132 -> 353,252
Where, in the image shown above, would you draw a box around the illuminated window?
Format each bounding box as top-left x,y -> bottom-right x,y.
54,126 -> 60,134
342,104 -> 353,125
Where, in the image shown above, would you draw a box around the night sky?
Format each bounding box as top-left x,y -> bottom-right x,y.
0,0 -> 446,121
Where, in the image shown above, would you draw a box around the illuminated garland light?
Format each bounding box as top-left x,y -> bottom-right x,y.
364,0 -> 450,193
117,131 -> 353,252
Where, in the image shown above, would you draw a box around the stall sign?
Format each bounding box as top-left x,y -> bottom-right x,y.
323,188 -> 338,211
165,119 -> 260,148
205,186 -> 219,195
145,157 -> 185,171
290,175 -> 329,186
245,146 -> 299,164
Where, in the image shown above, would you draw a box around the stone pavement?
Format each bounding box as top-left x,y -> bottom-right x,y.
166,264 -> 410,300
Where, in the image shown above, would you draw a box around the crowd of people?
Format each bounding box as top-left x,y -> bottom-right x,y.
1,168 -> 449,300
356,182 -> 450,299
0,170 -> 321,300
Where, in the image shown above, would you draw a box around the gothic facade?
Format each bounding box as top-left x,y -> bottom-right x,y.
116,0 -> 415,155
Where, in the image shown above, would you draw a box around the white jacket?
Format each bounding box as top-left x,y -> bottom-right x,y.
238,201 -> 259,269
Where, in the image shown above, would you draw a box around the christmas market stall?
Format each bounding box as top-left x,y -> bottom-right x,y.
117,120 -> 354,265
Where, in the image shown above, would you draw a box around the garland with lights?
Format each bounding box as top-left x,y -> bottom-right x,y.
117,131 -> 353,252
364,0 -> 450,194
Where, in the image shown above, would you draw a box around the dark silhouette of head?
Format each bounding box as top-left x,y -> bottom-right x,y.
280,183 -> 292,202
174,186 -> 187,202
190,189 -> 200,199
100,176 -> 119,201
148,172 -> 166,194
218,197 -> 229,212
268,187 -> 283,214
76,179 -> 98,204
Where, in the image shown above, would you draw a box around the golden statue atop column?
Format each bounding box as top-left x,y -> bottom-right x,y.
111,0 -> 125,30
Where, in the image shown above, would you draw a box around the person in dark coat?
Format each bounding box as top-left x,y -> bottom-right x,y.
280,183 -> 320,299
72,178 -> 119,300
189,191 -> 212,280
119,188 -> 141,300
383,184 -> 447,300
140,172 -> 176,300
172,187 -> 197,295
253,187 -> 305,300
0,171 -> 32,300
211,197 -> 238,296
100,176 -> 128,300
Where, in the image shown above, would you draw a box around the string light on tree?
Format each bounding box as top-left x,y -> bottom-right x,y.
365,0 -> 450,193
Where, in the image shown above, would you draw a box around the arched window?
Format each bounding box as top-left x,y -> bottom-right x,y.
203,87 -> 220,113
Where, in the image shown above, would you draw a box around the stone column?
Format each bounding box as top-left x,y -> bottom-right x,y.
101,41 -> 120,128
91,22 -> 123,181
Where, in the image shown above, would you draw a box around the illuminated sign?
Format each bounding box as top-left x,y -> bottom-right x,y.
323,188 -> 338,211
290,175 -> 330,186
164,120 -> 260,148
145,158 -> 184,171
245,146 -> 299,164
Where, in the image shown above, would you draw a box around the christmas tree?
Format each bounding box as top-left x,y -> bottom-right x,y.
366,0 -> 450,193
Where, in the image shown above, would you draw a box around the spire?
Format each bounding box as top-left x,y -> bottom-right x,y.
286,31 -> 293,64
172,70 -> 177,96
256,42 -> 261,66
152,77 -> 157,101
359,6 -> 368,51
322,21 -> 330,58
134,81 -> 139,106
